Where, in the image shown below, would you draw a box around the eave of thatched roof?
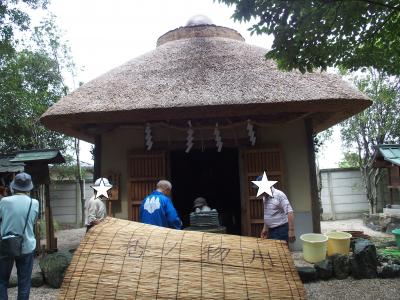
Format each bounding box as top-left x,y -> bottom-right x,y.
41,24 -> 371,141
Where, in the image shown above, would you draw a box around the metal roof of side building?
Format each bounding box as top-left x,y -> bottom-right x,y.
10,149 -> 65,164
375,144 -> 400,167
0,156 -> 25,173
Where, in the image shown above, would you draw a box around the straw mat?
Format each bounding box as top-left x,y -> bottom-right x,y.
59,218 -> 306,299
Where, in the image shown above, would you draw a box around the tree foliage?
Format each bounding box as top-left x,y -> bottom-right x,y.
0,50 -> 65,151
0,0 -> 49,59
1,2 -> 86,225
341,69 -> 400,152
219,0 -> 400,75
0,14 -> 75,153
50,153 -> 90,181
340,68 -> 400,212
338,152 -> 360,168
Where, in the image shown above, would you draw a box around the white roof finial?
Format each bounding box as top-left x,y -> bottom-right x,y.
186,15 -> 214,26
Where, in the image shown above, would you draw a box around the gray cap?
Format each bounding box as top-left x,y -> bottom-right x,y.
10,172 -> 34,192
193,197 -> 208,208
93,177 -> 112,187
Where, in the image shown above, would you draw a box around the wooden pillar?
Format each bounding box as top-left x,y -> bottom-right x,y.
94,135 -> 102,179
45,183 -> 57,251
26,163 -> 57,252
305,118 -> 321,233
389,167 -> 394,205
35,221 -> 41,254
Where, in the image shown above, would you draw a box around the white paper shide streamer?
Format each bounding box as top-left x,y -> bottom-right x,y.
247,120 -> 256,146
145,123 -> 153,150
214,123 -> 223,152
186,121 -> 194,153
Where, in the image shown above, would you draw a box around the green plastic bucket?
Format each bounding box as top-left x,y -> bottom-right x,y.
392,228 -> 400,248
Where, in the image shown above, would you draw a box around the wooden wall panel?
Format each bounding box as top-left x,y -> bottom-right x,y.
243,147 -> 284,237
389,166 -> 400,187
128,152 -> 166,221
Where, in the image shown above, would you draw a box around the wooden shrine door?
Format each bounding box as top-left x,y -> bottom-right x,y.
128,152 -> 167,221
243,147 -> 285,237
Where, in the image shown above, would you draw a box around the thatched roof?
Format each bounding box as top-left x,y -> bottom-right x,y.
41,24 -> 370,140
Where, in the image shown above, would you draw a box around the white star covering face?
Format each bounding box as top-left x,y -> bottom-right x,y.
92,178 -> 112,199
252,171 -> 278,197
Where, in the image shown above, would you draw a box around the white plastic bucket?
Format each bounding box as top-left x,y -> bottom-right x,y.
300,233 -> 328,263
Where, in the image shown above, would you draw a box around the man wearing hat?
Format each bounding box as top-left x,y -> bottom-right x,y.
85,178 -> 110,232
0,172 -> 39,300
193,197 -> 211,212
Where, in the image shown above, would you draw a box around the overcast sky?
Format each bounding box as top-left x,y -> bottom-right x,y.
42,0 -> 342,168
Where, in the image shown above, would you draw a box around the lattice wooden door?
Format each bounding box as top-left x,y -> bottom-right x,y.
128,152 -> 166,221
243,147 -> 285,237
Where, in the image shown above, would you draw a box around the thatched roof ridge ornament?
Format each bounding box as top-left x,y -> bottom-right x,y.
186,15 -> 214,26
156,22 -> 245,47
41,18 -> 371,141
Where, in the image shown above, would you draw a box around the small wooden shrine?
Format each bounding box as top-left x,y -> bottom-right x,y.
373,144 -> 400,205
10,149 -> 65,251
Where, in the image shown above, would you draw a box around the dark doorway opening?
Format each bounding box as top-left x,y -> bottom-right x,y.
170,148 -> 241,235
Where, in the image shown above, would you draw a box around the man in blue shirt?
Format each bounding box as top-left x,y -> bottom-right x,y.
140,180 -> 182,229
0,172 -> 39,300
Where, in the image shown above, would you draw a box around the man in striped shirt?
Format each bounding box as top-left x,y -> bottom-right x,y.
261,187 -> 296,243
253,175 -> 296,243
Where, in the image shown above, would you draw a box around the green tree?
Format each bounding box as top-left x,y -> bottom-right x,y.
50,153 -> 89,181
0,50 -> 67,152
340,68 -> 400,212
0,15 -> 75,153
0,0 -> 49,58
218,0 -> 400,75
338,152 -> 360,168
1,5 -> 86,225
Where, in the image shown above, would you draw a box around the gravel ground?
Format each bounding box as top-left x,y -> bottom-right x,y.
301,219 -> 399,299
8,286 -> 58,300
304,278 -> 400,300
320,219 -> 392,238
293,250 -> 400,300
6,220 -> 400,299
7,228 -> 86,300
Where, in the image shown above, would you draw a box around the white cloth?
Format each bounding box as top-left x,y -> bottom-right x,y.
263,187 -> 293,228
84,196 -> 106,226
195,205 -> 212,213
